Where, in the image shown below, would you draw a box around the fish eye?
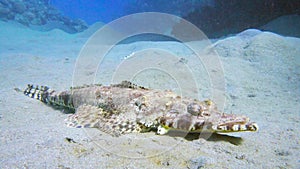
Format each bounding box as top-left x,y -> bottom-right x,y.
187,103 -> 202,115
201,112 -> 210,116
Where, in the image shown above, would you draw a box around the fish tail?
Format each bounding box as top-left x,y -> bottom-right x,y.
22,84 -> 75,112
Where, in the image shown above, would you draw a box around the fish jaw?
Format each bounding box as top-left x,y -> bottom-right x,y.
212,121 -> 259,133
210,113 -> 259,133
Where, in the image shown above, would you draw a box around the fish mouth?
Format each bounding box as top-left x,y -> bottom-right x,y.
212,122 -> 259,133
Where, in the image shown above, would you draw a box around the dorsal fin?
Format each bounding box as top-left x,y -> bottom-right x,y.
112,81 -> 148,90
70,83 -> 102,90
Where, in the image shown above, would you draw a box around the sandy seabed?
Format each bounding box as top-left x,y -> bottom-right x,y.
0,21 -> 299,169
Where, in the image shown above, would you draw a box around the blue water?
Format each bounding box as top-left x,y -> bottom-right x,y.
49,0 -> 207,24
50,0 -> 127,24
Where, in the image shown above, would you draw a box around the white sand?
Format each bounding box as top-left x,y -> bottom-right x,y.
0,21 -> 299,168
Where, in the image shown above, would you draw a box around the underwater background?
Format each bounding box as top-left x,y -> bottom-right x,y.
0,0 -> 300,168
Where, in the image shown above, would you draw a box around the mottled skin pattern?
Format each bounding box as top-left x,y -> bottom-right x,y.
20,81 -> 258,136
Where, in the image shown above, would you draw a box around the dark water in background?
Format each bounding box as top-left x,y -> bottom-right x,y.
48,0 -> 300,38
0,0 -> 299,38
49,0 -> 210,24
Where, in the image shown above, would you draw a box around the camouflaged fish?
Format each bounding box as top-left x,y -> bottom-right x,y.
17,81 -> 258,136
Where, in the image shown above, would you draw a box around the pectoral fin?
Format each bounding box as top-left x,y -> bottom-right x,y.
65,104 -> 142,136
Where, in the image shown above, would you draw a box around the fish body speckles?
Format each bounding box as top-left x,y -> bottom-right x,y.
19,81 -> 258,136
